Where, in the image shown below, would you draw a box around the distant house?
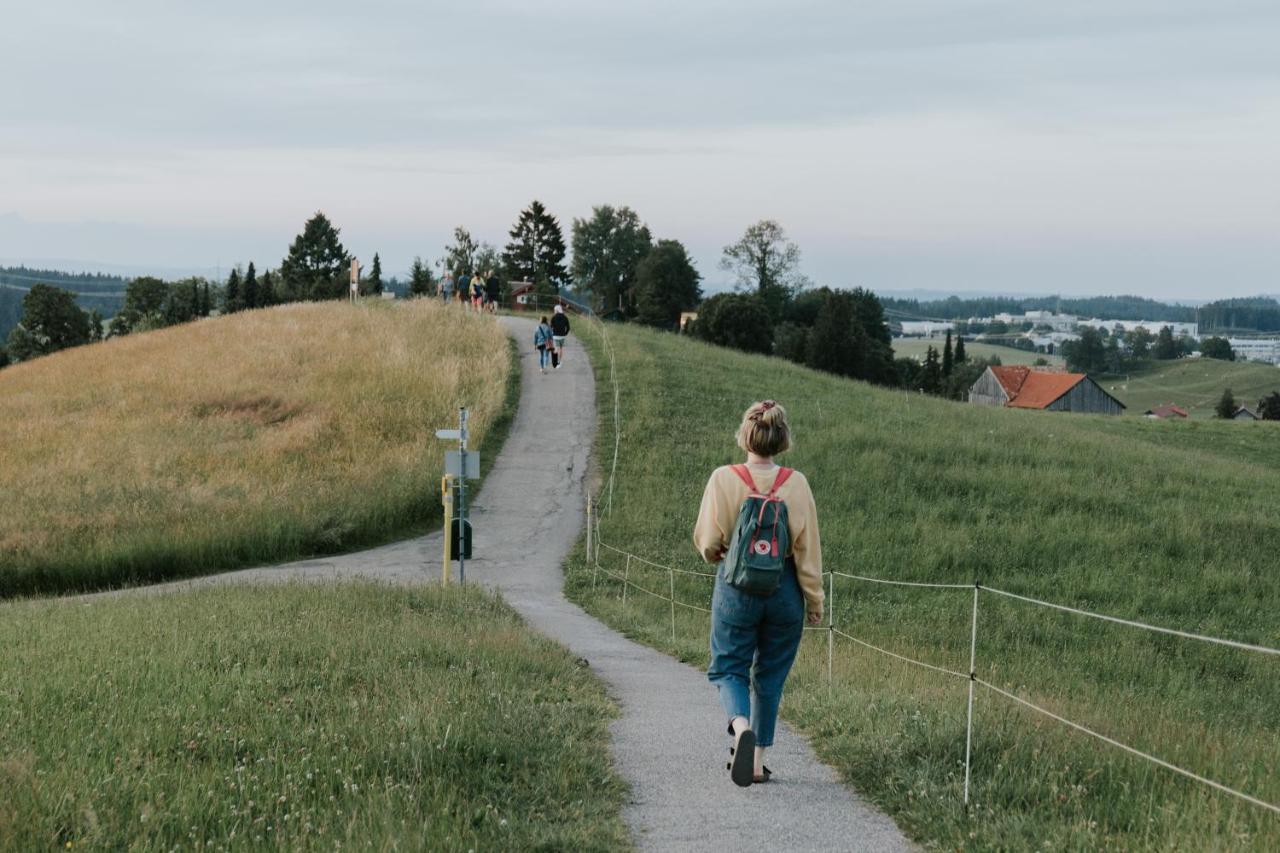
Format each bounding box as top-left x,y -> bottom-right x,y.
1233,406 -> 1260,421
508,281 -> 536,307
969,366 -> 1125,415
1144,404 -> 1188,419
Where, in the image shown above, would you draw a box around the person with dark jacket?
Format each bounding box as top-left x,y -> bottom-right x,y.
550,305 -> 571,369
485,271 -> 500,314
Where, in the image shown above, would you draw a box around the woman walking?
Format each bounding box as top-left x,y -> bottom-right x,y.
549,304 -> 571,368
533,316 -> 553,373
694,400 -> 823,787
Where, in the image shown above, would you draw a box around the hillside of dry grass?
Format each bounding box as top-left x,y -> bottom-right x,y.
0,300 -> 514,596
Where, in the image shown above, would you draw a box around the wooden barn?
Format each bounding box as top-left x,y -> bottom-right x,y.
969,366 -> 1125,415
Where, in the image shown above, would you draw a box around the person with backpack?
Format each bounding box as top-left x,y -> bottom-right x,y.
533,316 -> 553,373
549,304 -> 571,369
693,400 -> 822,787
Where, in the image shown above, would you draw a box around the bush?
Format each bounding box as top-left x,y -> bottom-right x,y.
691,293 -> 773,354
773,321 -> 809,363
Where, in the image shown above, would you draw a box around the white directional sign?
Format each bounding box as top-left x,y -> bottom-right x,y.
435,429 -> 462,440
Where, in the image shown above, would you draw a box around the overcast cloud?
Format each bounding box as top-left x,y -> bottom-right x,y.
2,1 -> 1278,298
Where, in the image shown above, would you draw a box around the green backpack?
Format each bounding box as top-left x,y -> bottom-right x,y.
721,465 -> 794,596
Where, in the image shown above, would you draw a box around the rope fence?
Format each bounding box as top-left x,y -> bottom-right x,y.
581,315 -> 1280,819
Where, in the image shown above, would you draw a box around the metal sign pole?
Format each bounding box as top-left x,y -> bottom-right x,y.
457,407 -> 468,585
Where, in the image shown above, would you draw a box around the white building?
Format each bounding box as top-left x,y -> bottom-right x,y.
1228,338 -> 1280,365
899,321 -> 954,338
1079,318 -> 1199,338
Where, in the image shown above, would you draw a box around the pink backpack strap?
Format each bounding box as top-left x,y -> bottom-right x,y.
729,464 -> 757,490
768,467 -> 794,496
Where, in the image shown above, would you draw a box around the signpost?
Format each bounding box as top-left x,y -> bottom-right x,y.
349,258 -> 360,302
437,408 -> 479,584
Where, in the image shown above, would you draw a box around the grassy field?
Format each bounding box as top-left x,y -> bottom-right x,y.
570,320 -> 1280,850
893,337 -> 1064,366
0,300 -> 516,597
0,583 -> 628,850
1105,358 -> 1280,419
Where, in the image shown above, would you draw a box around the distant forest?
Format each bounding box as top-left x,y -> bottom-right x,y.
1196,297 -> 1280,334
1,266 -> 127,338
879,294 -> 1198,323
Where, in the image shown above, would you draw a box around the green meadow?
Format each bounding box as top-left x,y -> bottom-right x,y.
1106,357 -> 1280,418
0,583 -> 629,851
569,319 -> 1280,850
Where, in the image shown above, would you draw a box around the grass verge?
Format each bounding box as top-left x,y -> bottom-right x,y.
569,319 -> 1279,850
0,300 -> 519,597
0,583 -> 629,850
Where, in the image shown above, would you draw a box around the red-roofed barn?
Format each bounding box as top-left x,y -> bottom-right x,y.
969,366 -> 1125,415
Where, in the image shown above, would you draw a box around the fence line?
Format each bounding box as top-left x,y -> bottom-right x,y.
982,584 -> 1280,657
830,570 -> 970,590
580,317 -> 1280,819
975,678 -> 1280,817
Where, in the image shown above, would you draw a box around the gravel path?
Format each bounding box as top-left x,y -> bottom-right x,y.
79,315 -> 913,852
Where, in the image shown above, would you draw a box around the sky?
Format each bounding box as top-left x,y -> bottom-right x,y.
2,1 -> 1278,300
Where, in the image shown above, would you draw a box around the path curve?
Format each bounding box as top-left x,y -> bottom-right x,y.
81,316 -> 913,852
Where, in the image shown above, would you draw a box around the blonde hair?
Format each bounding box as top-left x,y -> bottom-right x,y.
736,400 -> 791,457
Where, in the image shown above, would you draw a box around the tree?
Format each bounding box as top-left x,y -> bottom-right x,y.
805,291 -> 862,378
632,239 -> 701,327
1062,327 -> 1107,374
942,330 -> 954,376
1200,336 -> 1234,361
365,253 -> 383,296
474,243 -> 502,280
571,205 -> 653,314
504,201 -> 568,299
200,282 -> 212,316
773,321 -> 809,363
5,284 -> 91,361
920,346 -> 942,394
408,256 -> 436,298
1125,327 -> 1154,359
954,336 -> 967,364
258,271 -> 275,307
1153,325 -> 1180,360
720,220 -> 805,315
1216,387 -> 1236,419
87,309 -> 104,342
224,268 -> 242,313
0,342 -> 8,368
444,228 -> 478,280
1258,391 -> 1280,420
242,262 -> 258,310
279,211 -> 351,301
691,293 -> 773,354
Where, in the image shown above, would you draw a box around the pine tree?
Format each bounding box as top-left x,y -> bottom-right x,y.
279,211 -> 351,301
225,268 -> 242,313
1216,387 -> 1236,419
408,256 -> 436,297
243,262 -> 258,310
942,330 -> 954,376
921,346 -> 942,394
954,336 -> 967,363
259,271 -> 275,307
201,282 -> 211,316
503,200 -> 567,300
366,253 -> 383,295
1258,391 -> 1280,420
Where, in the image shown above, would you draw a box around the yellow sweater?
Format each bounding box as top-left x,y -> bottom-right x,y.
693,464 -> 824,616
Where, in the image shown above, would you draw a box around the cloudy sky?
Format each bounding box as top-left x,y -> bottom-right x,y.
2,1 -> 1278,299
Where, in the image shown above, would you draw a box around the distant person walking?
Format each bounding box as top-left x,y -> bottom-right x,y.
485,270 -> 501,314
470,273 -> 485,312
694,401 -> 822,787
534,315 -> 553,373
550,304 -> 570,369
440,273 -> 454,304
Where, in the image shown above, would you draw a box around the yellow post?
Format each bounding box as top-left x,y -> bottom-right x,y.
441,475 -> 454,584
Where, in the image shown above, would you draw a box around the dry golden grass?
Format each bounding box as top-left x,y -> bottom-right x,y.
0,299 -> 512,595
